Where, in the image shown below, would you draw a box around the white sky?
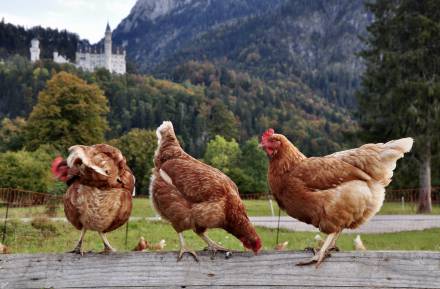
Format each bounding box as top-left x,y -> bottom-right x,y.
0,0 -> 137,43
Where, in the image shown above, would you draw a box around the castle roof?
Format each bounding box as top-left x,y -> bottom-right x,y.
106,22 -> 111,33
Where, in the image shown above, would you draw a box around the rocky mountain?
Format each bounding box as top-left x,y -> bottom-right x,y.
113,0 -> 371,108
113,0 -> 283,67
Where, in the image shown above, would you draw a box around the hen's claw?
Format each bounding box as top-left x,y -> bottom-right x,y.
99,246 -> 116,254
303,247 -> 318,255
177,247 -> 199,262
204,244 -> 230,260
296,250 -> 332,268
296,254 -> 319,266
67,247 -> 84,256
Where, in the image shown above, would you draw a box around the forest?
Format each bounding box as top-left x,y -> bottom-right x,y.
0,0 -> 439,212
0,56 -> 355,196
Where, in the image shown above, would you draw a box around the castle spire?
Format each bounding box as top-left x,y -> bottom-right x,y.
106,21 -> 111,33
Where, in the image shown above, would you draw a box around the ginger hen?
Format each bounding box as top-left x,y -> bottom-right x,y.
260,128 -> 413,267
150,121 -> 261,261
51,144 -> 135,255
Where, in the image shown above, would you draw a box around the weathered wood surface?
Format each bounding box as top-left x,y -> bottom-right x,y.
1,251 -> 440,288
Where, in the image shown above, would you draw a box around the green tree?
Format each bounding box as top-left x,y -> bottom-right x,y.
0,117 -> 27,152
204,135 -> 240,174
358,0 -> 440,212
108,129 -> 157,195
207,102 -> 239,141
25,71 -> 109,151
240,137 -> 268,193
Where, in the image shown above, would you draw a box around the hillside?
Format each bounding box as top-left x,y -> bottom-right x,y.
113,0 -> 371,108
0,56 -> 355,156
113,0 -> 283,68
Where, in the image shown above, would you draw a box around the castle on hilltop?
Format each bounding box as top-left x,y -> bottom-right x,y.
30,23 -> 126,74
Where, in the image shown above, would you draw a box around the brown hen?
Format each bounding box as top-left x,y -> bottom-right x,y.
150,121 -> 261,261
51,144 -> 135,255
261,128 -> 413,267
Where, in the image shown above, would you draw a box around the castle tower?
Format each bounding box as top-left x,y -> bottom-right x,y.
30,39 -> 40,62
104,22 -> 112,72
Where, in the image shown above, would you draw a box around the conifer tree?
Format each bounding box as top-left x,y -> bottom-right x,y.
358,0 -> 440,212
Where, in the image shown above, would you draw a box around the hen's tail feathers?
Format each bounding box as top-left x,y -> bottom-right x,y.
156,121 -> 175,143
379,137 -> 413,186
383,137 -> 413,154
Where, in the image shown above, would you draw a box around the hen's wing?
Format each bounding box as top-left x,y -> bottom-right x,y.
325,138 -> 413,185
151,171 -> 193,232
289,157 -> 371,191
63,183 -> 83,230
103,189 -> 133,233
159,158 -> 237,203
289,138 -> 413,191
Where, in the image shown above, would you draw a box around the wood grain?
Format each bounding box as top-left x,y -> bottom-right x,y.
1,251 -> 439,288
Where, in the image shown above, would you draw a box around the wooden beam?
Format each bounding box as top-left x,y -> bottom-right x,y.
1,251 -> 439,288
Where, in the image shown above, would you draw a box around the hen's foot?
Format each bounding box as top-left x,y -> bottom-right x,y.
204,243 -> 230,259
99,245 -> 116,254
296,250 -> 331,268
199,233 -> 230,259
303,247 -> 319,255
177,246 -> 199,262
329,245 -> 340,252
67,246 -> 84,256
68,229 -> 86,255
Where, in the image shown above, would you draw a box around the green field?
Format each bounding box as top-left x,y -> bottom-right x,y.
1,199 -> 440,220
2,218 -> 440,254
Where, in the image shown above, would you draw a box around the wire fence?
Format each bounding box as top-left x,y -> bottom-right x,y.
0,188 -> 63,208
1,186 -> 440,250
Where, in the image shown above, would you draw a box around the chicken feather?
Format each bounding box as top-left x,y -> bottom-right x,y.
261,129 -> 412,267
52,144 -> 134,254
150,121 -> 261,261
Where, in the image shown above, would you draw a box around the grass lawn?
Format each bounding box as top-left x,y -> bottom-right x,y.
2,217 -> 440,254
2,199 -> 440,220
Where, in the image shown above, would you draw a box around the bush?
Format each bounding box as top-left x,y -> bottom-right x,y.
203,135 -> 240,174
0,146 -> 56,192
109,129 -> 157,195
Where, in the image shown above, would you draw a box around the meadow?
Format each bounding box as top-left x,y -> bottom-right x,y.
3,218 -> 440,254
2,198 -> 440,254
2,198 -> 440,219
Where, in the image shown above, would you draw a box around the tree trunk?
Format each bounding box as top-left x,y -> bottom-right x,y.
417,149 -> 432,213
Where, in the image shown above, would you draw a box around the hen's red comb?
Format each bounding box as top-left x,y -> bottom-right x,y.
51,156 -> 64,177
262,128 -> 274,141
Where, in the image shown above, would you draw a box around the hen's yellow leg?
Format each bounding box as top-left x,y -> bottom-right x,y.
297,232 -> 340,268
68,228 -> 86,255
177,232 -> 199,262
99,232 -> 116,254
